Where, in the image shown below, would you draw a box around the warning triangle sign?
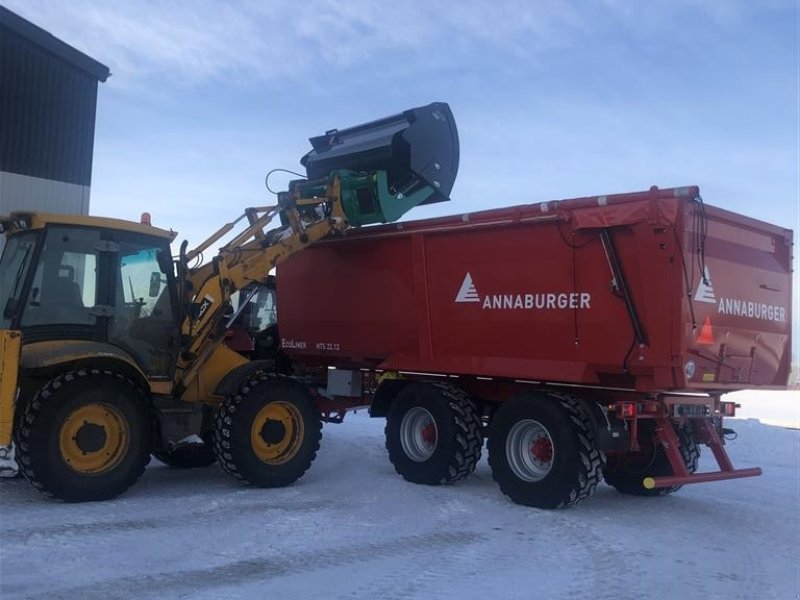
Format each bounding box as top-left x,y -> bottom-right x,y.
697,315 -> 714,345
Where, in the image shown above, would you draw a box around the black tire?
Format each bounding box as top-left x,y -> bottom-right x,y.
604,420 -> 700,497
488,392 -> 603,509
152,439 -> 216,469
14,369 -> 152,502
212,375 -> 321,487
385,382 -> 483,485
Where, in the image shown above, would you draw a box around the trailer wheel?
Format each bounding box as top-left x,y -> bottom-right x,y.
14,369 -> 152,502
213,375 -> 321,487
488,392 -> 603,509
604,421 -> 700,497
385,383 -> 483,485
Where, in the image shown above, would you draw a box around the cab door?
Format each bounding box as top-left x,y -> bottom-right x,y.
107,236 -> 178,379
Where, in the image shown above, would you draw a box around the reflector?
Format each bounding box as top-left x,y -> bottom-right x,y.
697,315 -> 714,345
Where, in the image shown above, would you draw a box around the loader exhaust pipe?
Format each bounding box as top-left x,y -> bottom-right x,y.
299,102 -> 459,225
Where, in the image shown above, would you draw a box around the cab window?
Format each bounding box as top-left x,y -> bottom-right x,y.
20,227 -> 100,328
0,232 -> 38,329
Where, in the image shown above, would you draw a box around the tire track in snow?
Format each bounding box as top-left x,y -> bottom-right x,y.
23,530 -> 482,600
1,499 -> 332,543
556,512 -> 654,600
683,495 -> 772,599
332,498 -> 485,600
331,492 -> 600,600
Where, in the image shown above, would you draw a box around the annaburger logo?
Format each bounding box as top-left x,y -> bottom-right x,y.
694,266 -> 716,304
693,266 -> 787,323
455,273 -> 480,303
454,273 -> 592,311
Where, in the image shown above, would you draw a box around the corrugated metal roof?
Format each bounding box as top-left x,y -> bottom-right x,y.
0,6 -> 109,81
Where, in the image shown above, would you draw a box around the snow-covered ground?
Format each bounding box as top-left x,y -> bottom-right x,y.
1,405 -> 799,599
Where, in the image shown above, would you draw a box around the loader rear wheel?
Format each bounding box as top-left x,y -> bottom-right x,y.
488,393 -> 603,509
14,369 -> 152,502
213,375 -> 321,487
604,421 -> 700,497
385,382 -> 483,485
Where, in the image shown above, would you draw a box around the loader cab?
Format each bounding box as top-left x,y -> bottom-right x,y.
0,214 -> 179,378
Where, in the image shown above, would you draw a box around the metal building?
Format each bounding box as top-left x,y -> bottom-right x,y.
0,6 -> 109,251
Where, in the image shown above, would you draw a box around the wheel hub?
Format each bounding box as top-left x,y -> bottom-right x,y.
399,407 -> 438,463
506,419 -> 555,483
74,422 -> 107,453
260,419 -> 287,445
421,422 -> 437,446
250,401 -> 304,465
59,402 -> 129,474
530,436 -> 553,463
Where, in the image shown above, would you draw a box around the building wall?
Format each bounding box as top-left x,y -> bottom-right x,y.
0,172 -> 90,215
0,6 -> 108,253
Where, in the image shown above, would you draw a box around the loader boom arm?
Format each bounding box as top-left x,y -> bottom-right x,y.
173,176 -> 349,392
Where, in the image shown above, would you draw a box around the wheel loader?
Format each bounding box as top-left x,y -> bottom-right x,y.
0,102 -> 459,501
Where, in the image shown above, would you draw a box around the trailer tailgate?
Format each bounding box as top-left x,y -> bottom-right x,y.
680,202 -> 793,388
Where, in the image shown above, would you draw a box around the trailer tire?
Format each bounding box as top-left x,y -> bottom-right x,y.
488,392 -> 603,509
604,421 -> 700,497
385,382 -> 483,485
14,369 -> 152,502
213,375 -> 321,488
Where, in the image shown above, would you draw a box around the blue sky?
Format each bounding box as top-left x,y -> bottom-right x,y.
6,0 -> 800,352
6,1 -> 796,236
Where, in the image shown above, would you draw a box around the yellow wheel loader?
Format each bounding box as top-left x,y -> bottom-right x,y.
0,102 -> 459,501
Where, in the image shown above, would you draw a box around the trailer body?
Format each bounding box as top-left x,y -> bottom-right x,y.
278,185 -> 792,392
267,185 -> 792,509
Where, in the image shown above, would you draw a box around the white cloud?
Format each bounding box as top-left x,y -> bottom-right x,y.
4,0 -> 766,89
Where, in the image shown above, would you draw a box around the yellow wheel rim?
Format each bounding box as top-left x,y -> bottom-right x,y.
250,401 -> 304,465
59,403 -> 129,474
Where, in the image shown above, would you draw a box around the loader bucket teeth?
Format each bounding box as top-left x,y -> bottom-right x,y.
301,102 -> 459,207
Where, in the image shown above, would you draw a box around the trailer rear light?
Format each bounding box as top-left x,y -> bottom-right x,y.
619,402 -> 637,418
721,402 -> 737,417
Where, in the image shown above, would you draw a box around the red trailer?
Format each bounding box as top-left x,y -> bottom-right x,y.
273,185 -> 793,508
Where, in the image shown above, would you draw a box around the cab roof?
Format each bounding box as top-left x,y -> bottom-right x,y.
0,212 -> 177,241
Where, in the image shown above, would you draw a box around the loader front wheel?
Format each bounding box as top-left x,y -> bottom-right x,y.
213,375 -> 322,487
385,382 -> 483,485
15,369 -> 152,502
488,393 -> 603,509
